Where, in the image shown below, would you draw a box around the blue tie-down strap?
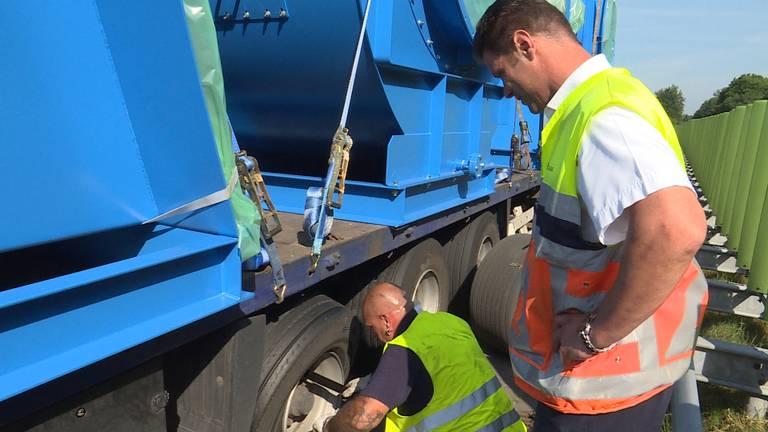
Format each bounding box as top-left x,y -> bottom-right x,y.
243,244 -> 270,270
303,187 -> 334,239
495,168 -> 510,184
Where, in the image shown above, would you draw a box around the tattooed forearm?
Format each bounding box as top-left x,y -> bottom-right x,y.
327,396 -> 386,432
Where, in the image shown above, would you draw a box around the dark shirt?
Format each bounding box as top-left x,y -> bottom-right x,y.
360,307 -> 434,416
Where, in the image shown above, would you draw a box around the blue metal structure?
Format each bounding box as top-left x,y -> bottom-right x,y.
0,1 -> 245,402
214,0 -> 513,226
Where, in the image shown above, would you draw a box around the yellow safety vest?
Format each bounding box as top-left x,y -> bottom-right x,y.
508,67 -> 708,414
384,311 -> 526,432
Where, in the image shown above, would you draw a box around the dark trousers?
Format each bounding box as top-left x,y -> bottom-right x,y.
533,387 -> 673,432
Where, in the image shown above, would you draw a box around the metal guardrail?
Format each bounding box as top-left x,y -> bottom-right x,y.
694,336 -> 768,398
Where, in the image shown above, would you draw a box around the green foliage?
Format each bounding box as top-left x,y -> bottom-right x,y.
694,74 -> 768,118
655,85 -> 686,124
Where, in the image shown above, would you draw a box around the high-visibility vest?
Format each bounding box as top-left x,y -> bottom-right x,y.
384,311 -> 526,432
508,67 -> 709,415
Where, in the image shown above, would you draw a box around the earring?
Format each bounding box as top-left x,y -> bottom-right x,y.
385,329 -> 392,337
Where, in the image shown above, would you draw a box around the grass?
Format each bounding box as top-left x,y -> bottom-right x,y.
700,312 -> 768,346
662,384 -> 768,432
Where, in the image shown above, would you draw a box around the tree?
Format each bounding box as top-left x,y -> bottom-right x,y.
655,85 -> 685,124
693,74 -> 768,118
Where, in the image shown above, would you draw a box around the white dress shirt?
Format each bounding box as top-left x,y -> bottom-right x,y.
543,55 -> 694,246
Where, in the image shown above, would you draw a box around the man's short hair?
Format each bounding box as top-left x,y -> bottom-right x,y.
473,0 -> 577,58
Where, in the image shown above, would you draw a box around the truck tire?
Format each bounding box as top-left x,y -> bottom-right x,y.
444,211 -> 500,317
251,296 -> 351,432
348,238 -> 451,354
469,233 -> 531,353
379,238 -> 451,313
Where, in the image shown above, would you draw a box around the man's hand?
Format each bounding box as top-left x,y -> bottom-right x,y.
341,374 -> 371,399
325,395 -> 388,432
553,312 -> 593,368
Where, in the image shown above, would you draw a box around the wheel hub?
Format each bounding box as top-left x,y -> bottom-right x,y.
413,270 -> 440,312
283,353 -> 344,432
477,236 -> 494,265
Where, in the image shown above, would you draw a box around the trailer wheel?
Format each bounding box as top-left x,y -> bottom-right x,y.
252,296 -> 351,432
444,211 -> 500,317
469,233 -> 531,353
379,238 -> 451,313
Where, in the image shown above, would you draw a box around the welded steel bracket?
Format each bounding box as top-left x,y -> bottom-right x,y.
696,245 -> 741,274
706,278 -> 766,319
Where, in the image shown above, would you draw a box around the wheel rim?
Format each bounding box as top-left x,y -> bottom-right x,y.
413,270 -> 440,312
477,236 -> 494,265
283,352 -> 344,432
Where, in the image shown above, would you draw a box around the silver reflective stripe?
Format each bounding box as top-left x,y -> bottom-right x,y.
538,183 -> 581,224
667,270 -> 707,359
475,410 -> 521,432
143,168 -> 238,224
512,352 -> 690,400
407,376 -> 502,432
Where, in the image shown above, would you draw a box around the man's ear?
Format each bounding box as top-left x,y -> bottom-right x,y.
512,29 -> 535,58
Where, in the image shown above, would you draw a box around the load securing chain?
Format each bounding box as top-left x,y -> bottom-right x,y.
308,0 -> 372,274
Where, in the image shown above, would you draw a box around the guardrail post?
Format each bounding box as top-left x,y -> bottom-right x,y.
671,366 -> 703,432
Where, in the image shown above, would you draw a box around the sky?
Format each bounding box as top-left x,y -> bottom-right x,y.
613,0 -> 768,115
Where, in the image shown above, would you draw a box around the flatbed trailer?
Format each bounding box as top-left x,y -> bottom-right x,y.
0,0 -> 615,430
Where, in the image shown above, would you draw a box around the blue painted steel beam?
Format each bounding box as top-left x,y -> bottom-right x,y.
0,0 -> 243,403
213,0 -> 513,226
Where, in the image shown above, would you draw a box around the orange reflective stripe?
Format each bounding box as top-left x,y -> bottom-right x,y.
562,342 -> 641,378
697,284 -> 709,328
513,375 -> 671,415
525,242 -> 554,369
653,262 -> 702,366
565,262 -> 620,297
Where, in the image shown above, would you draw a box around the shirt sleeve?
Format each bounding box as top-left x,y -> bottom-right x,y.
359,346 -> 413,409
577,107 -> 694,246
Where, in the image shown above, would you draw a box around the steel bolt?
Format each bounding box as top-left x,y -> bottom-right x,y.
264,9 -> 272,18
222,13 -> 231,21
417,19 -> 425,26
426,39 -> 434,46
279,9 -> 287,18
243,10 -> 250,19
150,391 -> 170,413
75,408 -> 86,418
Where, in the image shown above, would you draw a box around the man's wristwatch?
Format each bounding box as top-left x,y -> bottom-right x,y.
579,313 -> 617,354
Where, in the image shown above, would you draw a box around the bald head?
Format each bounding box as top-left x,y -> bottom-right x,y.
362,282 -> 408,343
364,282 -> 407,315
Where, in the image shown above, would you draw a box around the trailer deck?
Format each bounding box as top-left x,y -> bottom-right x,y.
241,172 -> 540,314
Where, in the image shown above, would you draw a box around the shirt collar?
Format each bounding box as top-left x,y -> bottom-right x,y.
544,54 -> 612,116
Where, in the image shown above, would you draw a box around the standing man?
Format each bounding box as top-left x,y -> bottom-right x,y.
473,1 -> 708,431
322,282 -> 526,432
